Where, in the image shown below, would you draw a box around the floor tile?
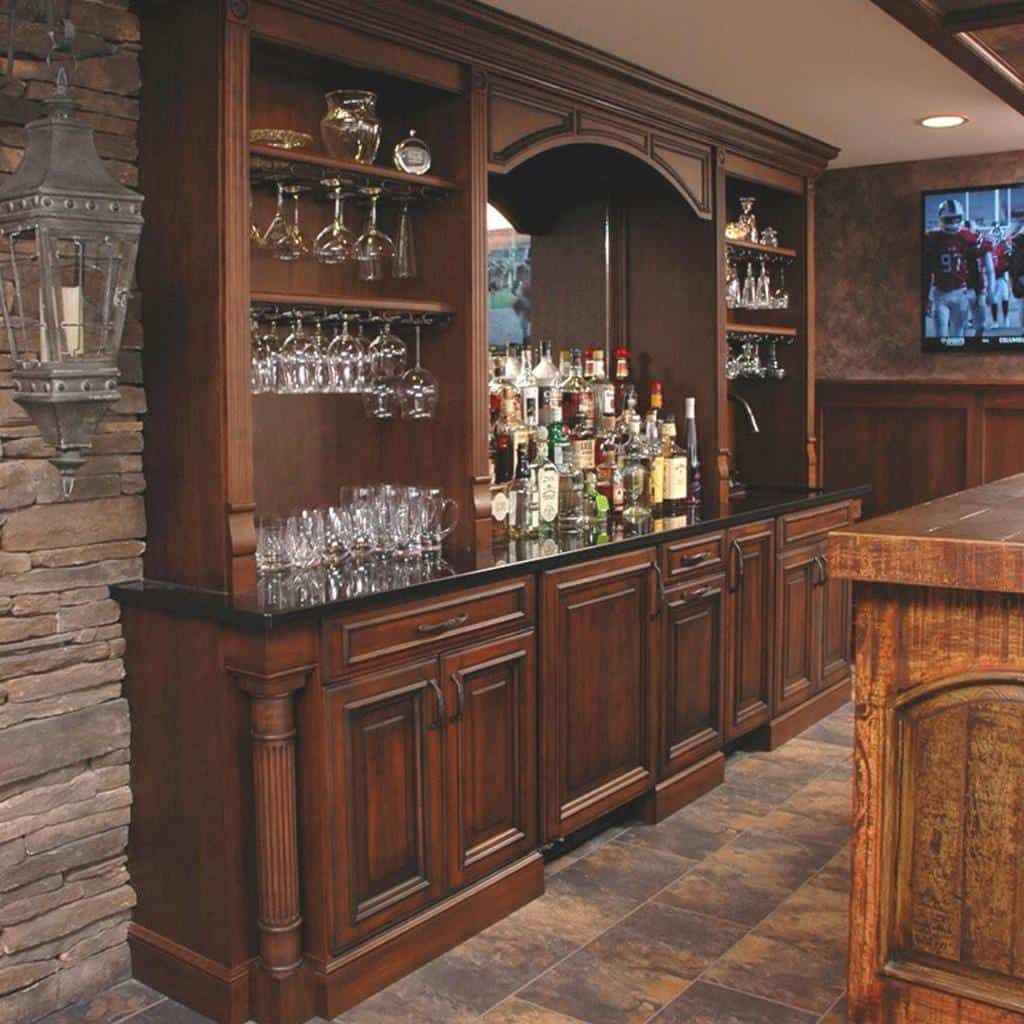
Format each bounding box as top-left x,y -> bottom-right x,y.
702,932 -> 846,1014
131,1001 -> 216,1024
800,715 -> 853,749
333,972 -> 479,1024
754,881 -> 850,964
653,981 -> 818,1023
813,845 -> 851,894
481,998 -> 590,1024
563,839 -> 693,902
410,914 -> 579,1014
519,945 -> 692,1024
40,980 -> 167,1024
616,806 -> 732,862
820,994 -> 847,1023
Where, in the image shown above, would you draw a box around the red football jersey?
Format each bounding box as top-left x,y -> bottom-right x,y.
993,240 -> 1011,277
926,228 -> 983,292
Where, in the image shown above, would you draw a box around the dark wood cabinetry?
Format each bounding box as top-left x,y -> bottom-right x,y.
540,550 -> 657,839
724,519 -> 775,741
442,632 -> 538,889
326,660 -> 447,952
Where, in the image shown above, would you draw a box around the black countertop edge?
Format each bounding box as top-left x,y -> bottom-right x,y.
112,485 -> 870,630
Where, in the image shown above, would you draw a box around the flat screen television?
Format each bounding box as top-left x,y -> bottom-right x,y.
922,183 -> 1024,351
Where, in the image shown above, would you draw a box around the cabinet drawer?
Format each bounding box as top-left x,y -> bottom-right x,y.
778,502 -> 852,550
662,532 -> 726,582
326,578 -> 535,677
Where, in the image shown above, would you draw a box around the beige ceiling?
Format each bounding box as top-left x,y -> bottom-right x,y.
479,0 -> 1023,169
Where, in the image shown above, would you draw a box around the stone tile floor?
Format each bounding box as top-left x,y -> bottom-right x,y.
43,703 -> 854,1024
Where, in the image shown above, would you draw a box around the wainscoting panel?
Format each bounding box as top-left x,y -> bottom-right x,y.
817,380 -> 1024,519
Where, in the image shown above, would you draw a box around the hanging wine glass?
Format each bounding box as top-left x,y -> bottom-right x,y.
356,187 -> 394,282
741,261 -> 756,308
399,324 -> 439,419
367,316 -> 407,378
326,314 -> 366,394
772,265 -> 790,310
250,193 -> 264,249
261,183 -> 290,251
314,179 -> 358,265
268,185 -> 309,262
756,259 -> 772,308
393,197 -> 417,280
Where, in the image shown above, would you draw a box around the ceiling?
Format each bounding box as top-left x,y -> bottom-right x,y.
478,0 -> 1024,169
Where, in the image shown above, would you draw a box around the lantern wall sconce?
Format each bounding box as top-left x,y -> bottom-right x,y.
0,4 -> 143,497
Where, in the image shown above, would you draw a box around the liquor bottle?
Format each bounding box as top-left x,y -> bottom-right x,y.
557,464 -> 585,536
661,413 -> 689,516
614,385 -> 639,446
534,340 -> 560,425
488,353 -> 505,427
491,481 -> 510,545
613,344 -> 633,414
558,349 -> 571,381
547,402 -> 571,471
560,348 -> 594,427
649,380 -> 664,421
621,418 -> 651,525
516,347 -> 540,430
644,411 -> 664,517
504,342 -> 522,384
508,443 -> 537,540
536,444 -> 560,533
591,348 -> 616,424
494,387 -> 527,482
684,396 -> 702,508
596,427 -> 624,519
570,413 -> 596,474
583,471 -> 609,530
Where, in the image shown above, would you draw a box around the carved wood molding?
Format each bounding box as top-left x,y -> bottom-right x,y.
232,665 -> 314,978
254,0 -> 837,176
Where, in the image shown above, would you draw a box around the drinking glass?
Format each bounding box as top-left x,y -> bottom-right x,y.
368,318 -> 407,378
310,318 -> 330,393
324,506 -> 349,565
256,516 -> 290,573
399,325 -> 438,419
250,314 -> 267,394
772,266 -> 789,310
285,508 -> 325,568
266,185 -> 308,262
420,488 -> 458,551
740,261 -> 756,308
756,260 -> 772,308
356,187 -> 393,282
280,313 -> 315,393
326,315 -> 366,393
765,338 -> 786,380
314,181 -> 358,264
393,199 -> 417,280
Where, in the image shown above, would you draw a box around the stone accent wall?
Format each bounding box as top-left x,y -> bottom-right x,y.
0,3 -> 143,1022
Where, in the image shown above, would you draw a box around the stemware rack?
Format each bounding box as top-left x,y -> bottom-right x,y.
251,146 -> 455,203
251,300 -> 454,330
726,238 -> 797,264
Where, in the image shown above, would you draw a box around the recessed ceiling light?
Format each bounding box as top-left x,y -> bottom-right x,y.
918,114 -> 969,129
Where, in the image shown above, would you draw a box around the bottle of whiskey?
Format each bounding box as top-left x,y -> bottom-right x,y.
570,413 -> 596,474
684,396 -> 702,508
613,344 -> 633,415
494,387 -> 527,483
596,427 -> 624,519
644,410 -> 664,517
661,413 -> 689,516
547,402 -> 571,471
649,380 -> 664,421
534,340 -> 560,425
561,348 -> 594,427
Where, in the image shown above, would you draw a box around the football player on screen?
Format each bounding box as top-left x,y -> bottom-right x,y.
925,199 -> 994,340
989,225 -> 1013,329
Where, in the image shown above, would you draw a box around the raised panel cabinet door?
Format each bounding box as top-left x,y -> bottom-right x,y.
819,550 -> 852,690
541,549 -> 657,839
660,575 -> 727,779
774,545 -> 820,716
442,631 -> 538,890
725,519 -> 775,740
326,659 -> 446,953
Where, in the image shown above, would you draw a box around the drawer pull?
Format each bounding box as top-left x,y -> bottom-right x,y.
416,613 -> 469,635
686,585 -> 712,600
680,552 -> 710,567
426,679 -> 446,729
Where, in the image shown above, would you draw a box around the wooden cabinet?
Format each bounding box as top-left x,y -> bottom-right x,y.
724,519 -> 775,741
326,660 -> 447,952
540,550 -> 657,839
659,574 -> 727,778
326,630 -> 538,953
442,632 -> 538,889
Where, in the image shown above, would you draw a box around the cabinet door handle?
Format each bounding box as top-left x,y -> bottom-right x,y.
426,679 -> 446,729
816,554 -> 830,586
680,551 -> 710,568
417,612 -> 469,635
449,673 -> 465,724
651,561 -> 666,619
730,539 -> 744,593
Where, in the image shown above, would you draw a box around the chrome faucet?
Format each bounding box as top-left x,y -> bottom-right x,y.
729,392 -> 760,434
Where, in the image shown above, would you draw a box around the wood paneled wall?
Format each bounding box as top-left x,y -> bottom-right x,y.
817,380 -> 1024,519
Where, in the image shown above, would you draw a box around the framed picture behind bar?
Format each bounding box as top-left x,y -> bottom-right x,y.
922,183 -> 1024,352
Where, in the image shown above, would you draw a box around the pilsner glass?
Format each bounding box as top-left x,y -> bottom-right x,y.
393,199 -> 417,280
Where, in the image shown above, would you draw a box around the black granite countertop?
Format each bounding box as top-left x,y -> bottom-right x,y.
112,485 -> 869,629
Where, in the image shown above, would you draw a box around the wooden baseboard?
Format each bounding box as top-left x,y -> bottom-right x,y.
314,852 -> 545,1018
641,752 -> 726,824
128,924 -> 253,1024
758,678 -> 852,750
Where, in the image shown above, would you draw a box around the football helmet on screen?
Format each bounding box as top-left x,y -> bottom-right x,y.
938,198 -> 965,234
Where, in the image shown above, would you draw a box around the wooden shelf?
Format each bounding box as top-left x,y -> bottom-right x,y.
250,144 -> 459,194
726,322 -> 798,338
251,291 -> 455,316
726,238 -> 798,260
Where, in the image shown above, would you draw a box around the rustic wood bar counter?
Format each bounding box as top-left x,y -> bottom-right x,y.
829,474 -> 1024,1024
